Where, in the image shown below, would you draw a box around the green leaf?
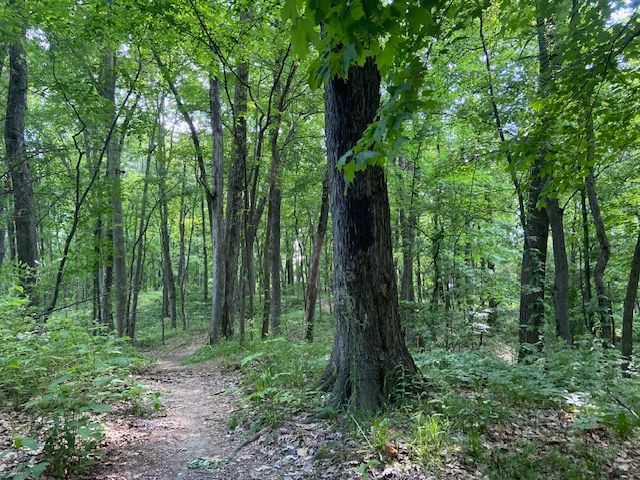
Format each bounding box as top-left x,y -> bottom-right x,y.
281,0 -> 297,22
341,43 -> 358,74
14,436 -> 38,450
85,403 -> 112,413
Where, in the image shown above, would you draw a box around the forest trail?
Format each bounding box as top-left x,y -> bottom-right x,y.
85,339 -> 242,480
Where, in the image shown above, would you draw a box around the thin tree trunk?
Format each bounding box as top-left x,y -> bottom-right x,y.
184,203 -> 196,330
262,211 -> 272,338
156,117 -> 177,328
305,171 -> 329,342
546,199 -> 572,344
268,128 -> 283,335
209,76 -> 225,344
201,195 -> 209,302
319,58 -> 416,411
399,156 -> 417,305
581,189 -> 594,332
178,160 -> 188,330
585,103 -> 614,342
128,116 -> 156,339
622,228 -> 640,370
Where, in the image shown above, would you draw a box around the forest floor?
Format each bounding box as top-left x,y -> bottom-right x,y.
78,331 -> 640,480
80,336 -> 360,480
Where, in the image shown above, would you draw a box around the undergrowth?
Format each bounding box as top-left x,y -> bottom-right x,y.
183,293 -> 332,430
184,293 -> 640,478
0,290 -> 155,479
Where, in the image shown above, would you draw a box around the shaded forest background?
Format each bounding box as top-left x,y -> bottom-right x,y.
1,0 -> 640,478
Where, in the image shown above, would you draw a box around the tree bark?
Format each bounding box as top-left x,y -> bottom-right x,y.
268,124 -> 283,335
319,58 -> 416,411
519,5 -> 553,355
581,189 -> 594,332
209,76 -> 225,344
546,198 -> 572,344
128,113 -> 156,339
262,208 -> 272,338
585,103 -> 614,342
201,195 -> 209,302
178,160 -> 188,330
399,156 -> 417,304
221,61 -> 249,338
156,117 -> 177,328
102,51 -> 127,336
304,171 -> 329,342
622,228 -> 640,370
5,32 -> 39,294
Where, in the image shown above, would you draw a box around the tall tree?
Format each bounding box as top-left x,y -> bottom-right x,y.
320,58 -> 416,410
5,19 -> 39,294
209,75 -> 225,344
102,50 -> 127,336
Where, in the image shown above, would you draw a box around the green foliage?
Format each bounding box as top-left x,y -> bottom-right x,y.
184,293 -> 332,429
411,413 -> 448,467
0,291 -> 150,477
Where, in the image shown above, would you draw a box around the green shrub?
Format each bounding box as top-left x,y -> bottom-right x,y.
0,290 -> 150,478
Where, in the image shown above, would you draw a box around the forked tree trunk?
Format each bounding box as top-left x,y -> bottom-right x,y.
519,6 -> 553,356
304,172 -> 329,342
319,58 -> 416,411
156,119 -> 177,328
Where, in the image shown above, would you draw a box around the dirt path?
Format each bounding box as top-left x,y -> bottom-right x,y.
83,339 -> 362,480
86,340 -> 242,480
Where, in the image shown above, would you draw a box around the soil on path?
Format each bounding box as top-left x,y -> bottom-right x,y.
84,338 -> 242,480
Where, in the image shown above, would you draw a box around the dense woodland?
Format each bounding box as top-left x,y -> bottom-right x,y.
1,0 -> 640,478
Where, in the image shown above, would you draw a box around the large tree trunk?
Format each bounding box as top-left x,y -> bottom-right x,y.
221,62 -> 248,338
546,199 -> 572,344
102,51 -> 127,336
622,228 -> 640,370
5,34 -> 39,294
319,58 -> 416,411
305,172 -> 329,342
518,161 -> 549,352
519,6 -> 553,355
